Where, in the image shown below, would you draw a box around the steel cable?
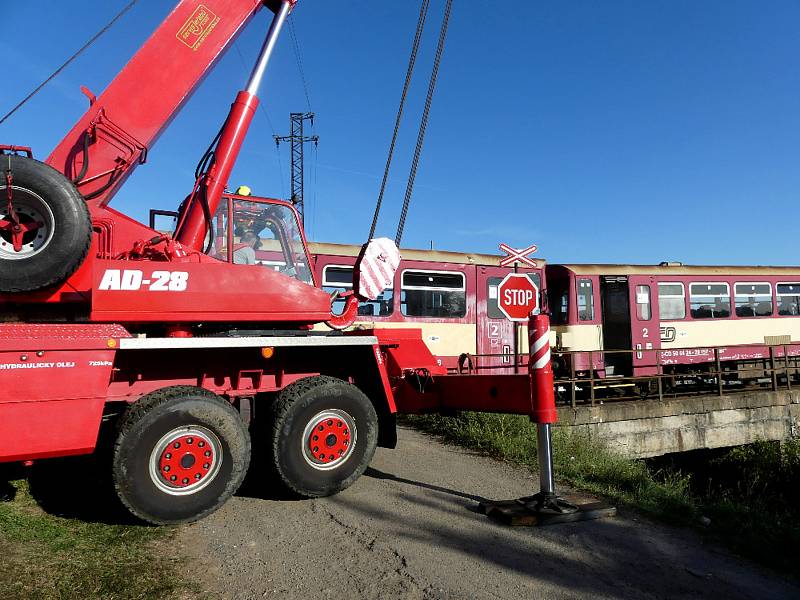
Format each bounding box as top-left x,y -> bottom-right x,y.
395,0 -> 454,247
367,0 -> 431,241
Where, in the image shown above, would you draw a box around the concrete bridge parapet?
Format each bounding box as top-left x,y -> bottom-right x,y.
556,390 -> 800,458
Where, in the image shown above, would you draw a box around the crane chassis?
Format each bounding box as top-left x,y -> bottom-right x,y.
0,0 -> 563,525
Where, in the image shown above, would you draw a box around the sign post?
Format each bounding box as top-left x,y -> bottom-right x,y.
479,244 -> 616,526
498,243 -> 540,371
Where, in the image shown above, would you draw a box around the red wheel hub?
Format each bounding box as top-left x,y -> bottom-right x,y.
307,417 -> 351,464
158,434 -> 216,488
0,217 -> 44,253
1,171 -> 44,253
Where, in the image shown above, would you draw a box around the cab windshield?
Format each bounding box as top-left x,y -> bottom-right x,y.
210,198 -> 313,285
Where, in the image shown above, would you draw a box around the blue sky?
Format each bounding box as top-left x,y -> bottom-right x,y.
2,1 -> 799,265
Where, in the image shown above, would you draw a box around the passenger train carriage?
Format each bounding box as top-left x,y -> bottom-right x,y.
238,222 -> 800,398
546,263 -> 800,391
308,242 -> 543,374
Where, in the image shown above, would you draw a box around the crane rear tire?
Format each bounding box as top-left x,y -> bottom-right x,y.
113,386 -> 251,525
269,376 -> 378,498
0,155 -> 91,293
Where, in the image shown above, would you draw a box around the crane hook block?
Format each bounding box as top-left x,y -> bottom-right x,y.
354,237 -> 401,302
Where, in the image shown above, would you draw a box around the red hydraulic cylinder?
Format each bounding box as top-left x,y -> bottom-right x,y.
175,91 -> 258,251
529,313 -> 557,424
175,0 -> 292,252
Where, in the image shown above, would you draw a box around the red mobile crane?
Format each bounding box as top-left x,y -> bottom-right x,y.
0,0 -> 578,526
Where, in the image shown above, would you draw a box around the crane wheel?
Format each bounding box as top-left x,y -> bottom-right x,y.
112,386 -> 251,525
0,155 -> 91,293
268,375 -> 378,498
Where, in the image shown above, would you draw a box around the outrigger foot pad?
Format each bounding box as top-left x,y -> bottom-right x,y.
479,494 -> 616,527
518,492 -> 579,515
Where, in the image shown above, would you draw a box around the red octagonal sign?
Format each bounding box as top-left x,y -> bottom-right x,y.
498,273 -> 540,322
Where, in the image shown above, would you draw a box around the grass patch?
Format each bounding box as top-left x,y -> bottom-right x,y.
0,464 -> 189,600
405,412 -> 800,572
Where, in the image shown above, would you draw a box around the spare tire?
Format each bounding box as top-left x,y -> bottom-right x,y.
0,155 -> 91,293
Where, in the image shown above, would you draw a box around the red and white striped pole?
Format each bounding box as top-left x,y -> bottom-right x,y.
529,312 -> 558,499
527,311 -> 582,519
529,313 -> 557,425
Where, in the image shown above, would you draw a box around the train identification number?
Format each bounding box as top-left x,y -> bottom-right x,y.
99,269 -> 189,292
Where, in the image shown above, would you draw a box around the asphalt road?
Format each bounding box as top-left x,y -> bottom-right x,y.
179,427 -> 799,599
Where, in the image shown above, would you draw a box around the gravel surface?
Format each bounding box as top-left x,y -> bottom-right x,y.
178,427 -> 799,599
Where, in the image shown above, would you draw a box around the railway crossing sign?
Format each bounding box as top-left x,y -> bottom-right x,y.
499,243 -> 538,268
497,273 -> 540,322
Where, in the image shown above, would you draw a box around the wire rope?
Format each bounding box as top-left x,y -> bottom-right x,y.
395,0 -> 454,247
367,0 -> 431,241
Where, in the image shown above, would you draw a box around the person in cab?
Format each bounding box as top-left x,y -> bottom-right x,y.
233,230 -> 260,265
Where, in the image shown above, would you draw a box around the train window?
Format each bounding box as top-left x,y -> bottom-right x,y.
734,283 -> 773,317
689,283 -> 731,319
577,279 -> 594,321
487,274 -> 541,319
401,270 -> 466,318
635,285 -> 651,320
322,265 -> 394,317
548,284 -> 569,325
658,283 -> 686,320
777,283 -> 800,316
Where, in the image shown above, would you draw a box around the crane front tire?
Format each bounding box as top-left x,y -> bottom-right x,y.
112,386 -> 251,525
269,376 -> 378,498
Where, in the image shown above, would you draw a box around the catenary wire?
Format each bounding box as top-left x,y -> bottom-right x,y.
288,17 -> 313,114
0,0 -> 139,125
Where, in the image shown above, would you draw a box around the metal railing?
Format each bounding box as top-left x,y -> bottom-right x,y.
451,343 -> 800,408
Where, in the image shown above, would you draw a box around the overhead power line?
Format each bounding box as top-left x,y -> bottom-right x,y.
288,17 -> 313,113
0,0 -> 139,125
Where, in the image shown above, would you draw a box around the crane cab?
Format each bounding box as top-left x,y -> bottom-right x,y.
206,193 -> 315,286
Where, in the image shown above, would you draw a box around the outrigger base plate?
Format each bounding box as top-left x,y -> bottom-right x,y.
479,494 -> 616,527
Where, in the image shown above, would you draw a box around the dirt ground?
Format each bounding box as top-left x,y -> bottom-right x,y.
178,427 -> 799,600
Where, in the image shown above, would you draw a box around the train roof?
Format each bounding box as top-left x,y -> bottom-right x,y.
308,242 -> 546,268
554,264 -> 800,276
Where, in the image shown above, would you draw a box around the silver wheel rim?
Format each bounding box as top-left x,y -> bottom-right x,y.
148,426 -> 224,496
301,409 -> 358,471
0,186 -> 55,260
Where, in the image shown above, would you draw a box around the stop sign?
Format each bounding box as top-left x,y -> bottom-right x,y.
497,273 -> 539,322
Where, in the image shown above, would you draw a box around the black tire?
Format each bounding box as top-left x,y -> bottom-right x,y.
269,375 -> 378,498
113,386 -> 250,525
0,155 -> 91,292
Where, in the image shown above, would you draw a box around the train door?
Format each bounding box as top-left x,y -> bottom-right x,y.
477,267 -> 517,374
628,275 -> 660,375
600,275 -> 632,376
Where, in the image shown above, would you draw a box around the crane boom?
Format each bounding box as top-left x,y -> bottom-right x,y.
45,0 -> 293,208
